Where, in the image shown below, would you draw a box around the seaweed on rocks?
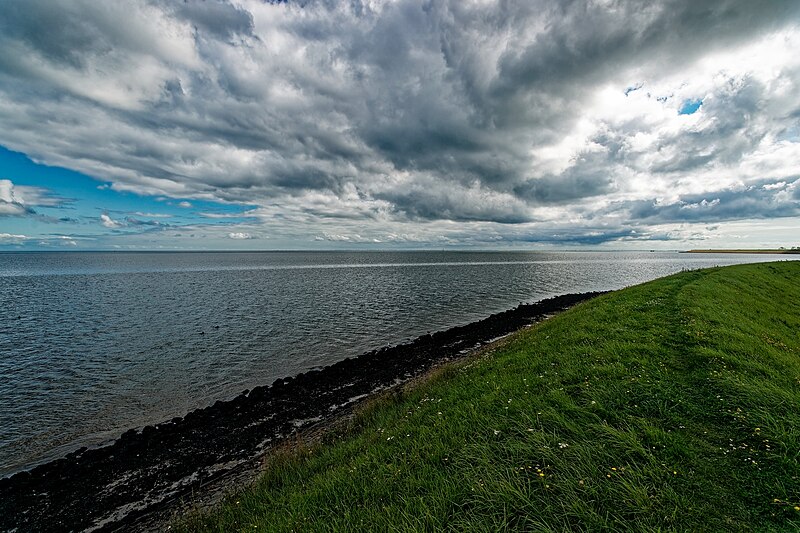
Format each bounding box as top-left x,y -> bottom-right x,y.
0,292 -> 603,532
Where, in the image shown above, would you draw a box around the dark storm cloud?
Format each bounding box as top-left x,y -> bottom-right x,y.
492,0 -> 797,94
376,182 -> 532,224
516,228 -> 673,246
0,1 -> 108,69
162,0 -> 254,41
514,153 -> 618,205
0,0 -> 799,246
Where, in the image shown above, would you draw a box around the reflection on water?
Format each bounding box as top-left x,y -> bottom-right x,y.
0,251 -> 793,475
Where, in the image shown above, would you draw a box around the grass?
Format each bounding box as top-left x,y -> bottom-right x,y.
177,261 -> 800,532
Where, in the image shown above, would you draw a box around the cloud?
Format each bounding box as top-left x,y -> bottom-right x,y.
132,212 -> 172,218
100,213 -> 121,228
159,0 -> 254,41
0,0 -> 799,246
124,216 -> 169,227
374,178 -> 533,224
227,232 -> 252,239
0,201 -> 28,216
626,178 -> 800,224
0,232 -> 28,242
0,178 -> 68,216
97,212 -> 172,231
199,210 -> 256,219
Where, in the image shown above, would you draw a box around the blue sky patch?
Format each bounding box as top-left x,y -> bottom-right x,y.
624,82 -> 644,96
678,98 -> 703,115
0,146 -> 257,249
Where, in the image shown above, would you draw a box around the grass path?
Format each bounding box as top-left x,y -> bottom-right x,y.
179,262 -> 800,531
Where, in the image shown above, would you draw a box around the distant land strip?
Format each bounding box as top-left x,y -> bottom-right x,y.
682,249 -> 800,254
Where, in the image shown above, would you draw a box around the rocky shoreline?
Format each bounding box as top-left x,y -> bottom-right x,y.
0,291 -> 603,532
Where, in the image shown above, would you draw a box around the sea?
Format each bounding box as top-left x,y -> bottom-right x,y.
0,250 -> 794,476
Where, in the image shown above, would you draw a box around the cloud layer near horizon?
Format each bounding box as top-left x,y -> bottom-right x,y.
1,0 -> 799,247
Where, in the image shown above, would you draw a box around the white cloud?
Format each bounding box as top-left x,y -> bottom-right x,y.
100,213 -> 121,228
227,232 -> 252,239
0,178 -> 66,216
0,232 -> 27,241
177,201 -> 192,208
0,201 -> 27,216
132,212 -> 172,218
0,179 -> 17,204
199,210 -> 256,219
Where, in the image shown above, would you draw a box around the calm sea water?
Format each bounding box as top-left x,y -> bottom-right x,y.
0,251 -> 794,476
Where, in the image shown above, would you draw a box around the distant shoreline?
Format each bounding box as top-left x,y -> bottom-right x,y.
682,249 -> 800,254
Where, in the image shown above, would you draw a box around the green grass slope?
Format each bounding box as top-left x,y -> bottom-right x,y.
179,261 -> 800,532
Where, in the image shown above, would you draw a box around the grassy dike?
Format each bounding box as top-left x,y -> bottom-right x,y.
178,262 -> 800,531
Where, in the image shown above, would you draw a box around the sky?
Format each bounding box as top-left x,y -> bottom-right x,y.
1,0 -> 799,251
